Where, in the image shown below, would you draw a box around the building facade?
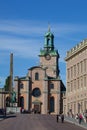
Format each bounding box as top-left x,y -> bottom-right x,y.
65,39 -> 87,115
0,88 -> 4,109
14,29 -> 65,114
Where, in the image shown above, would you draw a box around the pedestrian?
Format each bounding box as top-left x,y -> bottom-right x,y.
20,107 -> 22,113
56,115 -> 59,122
61,113 -> 64,123
79,113 -> 82,124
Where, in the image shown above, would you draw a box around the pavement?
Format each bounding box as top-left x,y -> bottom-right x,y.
0,114 -> 16,121
65,116 -> 87,129
0,115 -> 5,121
0,114 -> 87,129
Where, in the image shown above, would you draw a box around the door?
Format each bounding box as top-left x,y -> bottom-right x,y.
34,104 -> 40,113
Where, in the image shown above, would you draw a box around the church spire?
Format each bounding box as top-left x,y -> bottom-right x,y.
44,27 -> 54,51
48,24 -> 50,32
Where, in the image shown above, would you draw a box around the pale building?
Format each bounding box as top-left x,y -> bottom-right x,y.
0,88 -> 5,109
14,29 -> 65,114
65,39 -> 87,115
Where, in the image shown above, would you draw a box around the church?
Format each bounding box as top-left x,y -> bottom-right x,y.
14,28 -> 65,114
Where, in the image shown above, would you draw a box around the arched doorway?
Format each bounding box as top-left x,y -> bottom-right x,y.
6,96 -> 11,107
20,96 -> 24,108
50,97 -> 54,113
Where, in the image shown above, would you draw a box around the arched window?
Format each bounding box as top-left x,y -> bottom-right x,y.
50,96 -> 54,112
35,72 -> 39,80
47,38 -> 50,45
6,96 -> 10,107
20,96 -> 24,109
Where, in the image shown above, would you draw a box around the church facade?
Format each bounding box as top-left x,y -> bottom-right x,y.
14,29 -> 65,114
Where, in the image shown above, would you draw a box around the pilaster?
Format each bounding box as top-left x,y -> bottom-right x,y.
14,76 -> 19,105
55,92 -> 60,114
25,76 -> 30,111
42,79 -> 48,114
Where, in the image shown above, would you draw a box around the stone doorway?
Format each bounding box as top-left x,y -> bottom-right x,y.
32,99 -> 42,113
34,104 -> 40,113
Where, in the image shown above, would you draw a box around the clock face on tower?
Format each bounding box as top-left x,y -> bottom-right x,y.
45,54 -> 51,60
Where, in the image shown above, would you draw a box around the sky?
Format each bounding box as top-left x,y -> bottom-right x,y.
0,0 -> 87,87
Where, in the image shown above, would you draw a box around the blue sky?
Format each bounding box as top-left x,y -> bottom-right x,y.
0,0 -> 87,87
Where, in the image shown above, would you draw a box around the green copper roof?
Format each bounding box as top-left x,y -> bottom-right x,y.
39,49 -> 58,56
39,28 -> 59,57
45,31 -> 54,37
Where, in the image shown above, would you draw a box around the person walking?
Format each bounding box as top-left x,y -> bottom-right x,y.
61,113 -> 64,123
56,115 -> 59,122
79,113 -> 82,124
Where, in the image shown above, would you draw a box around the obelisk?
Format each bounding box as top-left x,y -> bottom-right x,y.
9,53 -> 13,92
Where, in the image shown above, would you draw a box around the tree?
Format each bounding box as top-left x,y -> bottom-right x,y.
4,76 -> 11,91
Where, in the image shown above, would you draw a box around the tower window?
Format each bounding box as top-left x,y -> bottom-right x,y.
50,83 -> 54,89
35,72 -> 39,80
47,38 -> 50,45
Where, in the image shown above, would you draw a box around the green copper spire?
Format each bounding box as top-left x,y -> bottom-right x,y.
44,28 -> 54,51
48,24 -> 50,32
39,28 -> 58,57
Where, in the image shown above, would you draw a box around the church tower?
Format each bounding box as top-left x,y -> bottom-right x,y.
39,28 -> 60,78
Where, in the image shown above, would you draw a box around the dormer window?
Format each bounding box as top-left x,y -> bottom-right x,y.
35,72 -> 39,80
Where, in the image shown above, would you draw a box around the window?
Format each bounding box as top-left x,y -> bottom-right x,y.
77,78 -> 79,89
84,59 -> 86,72
71,81 -> 73,92
32,88 -> 41,97
20,83 -> 24,89
84,76 -> 86,87
71,67 -> 73,78
77,63 -> 79,75
81,77 -> 83,88
50,97 -> 55,112
81,61 -> 83,73
67,82 -> 70,92
74,65 -> 76,77
47,38 -> 50,45
50,83 -> 54,89
35,72 -> 39,80
74,79 -> 76,90
67,69 -> 70,79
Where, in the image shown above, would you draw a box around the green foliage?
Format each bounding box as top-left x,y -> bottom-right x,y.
4,76 -> 11,91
